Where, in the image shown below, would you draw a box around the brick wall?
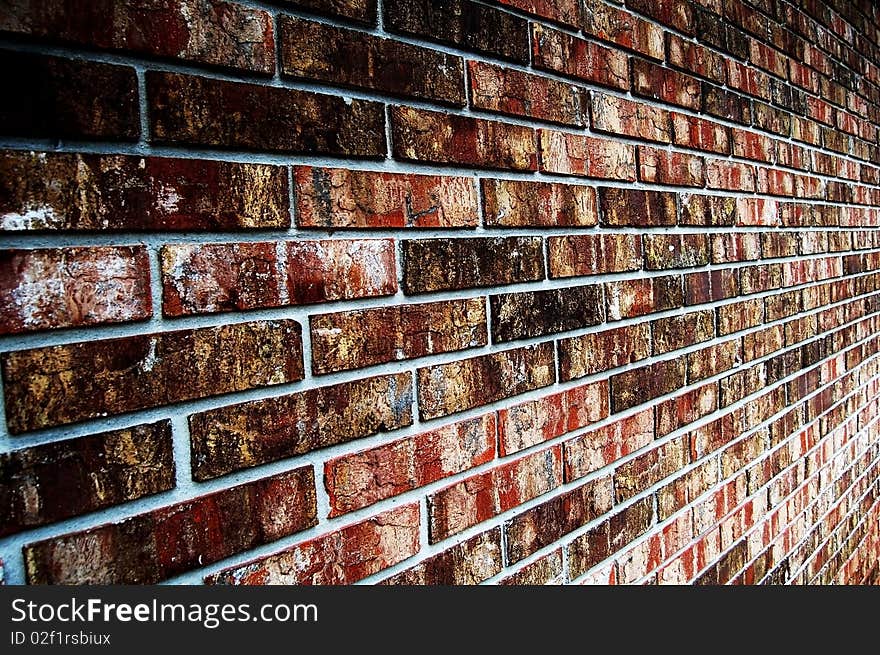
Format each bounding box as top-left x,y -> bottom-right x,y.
1,0 -> 879,585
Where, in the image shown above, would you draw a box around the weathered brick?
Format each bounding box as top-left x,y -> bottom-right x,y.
392,106 -> 536,170
735,197 -> 779,226
606,275 -> 683,320
558,323 -> 652,382
0,0 -> 276,74
626,0 -> 694,35
0,151 -> 289,232
468,61 -> 585,126
161,240 -> 397,316
491,285 -> 603,342
0,51 -> 138,141
482,179 -> 597,228
383,528 -> 502,584
632,58 -> 701,110
718,298 -> 765,336
726,59 -> 772,101
548,234 -> 641,279
429,446 -> 562,541
564,409 -> 654,481
638,146 -> 705,187
209,505 -> 419,585
657,459 -> 719,520
679,194 -> 737,226
567,521 -> 612,579
644,234 -> 709,270
1,421 -> 174,536
148,72 -> 385,155
655,382 -> 718,436
417,344 -> 555,420
666,33 -> 725,83
599,188 -> 677,227
3,320 -> 303,434
505,477 -> 614,563
325,415 -> 495,516
614,436 -> 689,502
189,373 -> 412,481
384,0 -> 528,63
581,2 -> 664,60
25,467 -> 317,584
276,0 -> 377,24
497,380 -> 610,456
402,237 -> 543,294
498,550 -> 564,585
312,299 -> 486,374
688,340 -> 741,383
539,130 -> 637,180
610,357 -> 688,413
752,100 -> 791,136
706,159 -> 757,192
750,40 -> 788,78
0,246 -> 151,334
652,310 -> 715,355
732,129 -> 776,162
684,268 -> 740,305
711,233 -> 762,263
591,93 -> 672,144
532,24 -> 629,90
280,17 -> 464,105
672,113 -> 731,154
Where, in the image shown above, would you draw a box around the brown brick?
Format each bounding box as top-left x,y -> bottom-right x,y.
383,528 -> 502,584
672,113 -> 730,154
657,459 -> 718,519
703,84 -> 752,124
655,382 -> 719,436
706,159 -> 756,192
280,0 -> 376,24
591,93 -> 672,143
718,298 -> 765,336
491,285 -> 603,342
539,129 -> 637,180
505,477 -> 614,563
280,17 -> 464,105
732,129 -> 775,162
615,436 -> 689,503
384,0 -> 529,63
632,58 -> 701,111
391,106 -> 537,170
532,24 -> 629,90
548,234 -> 641,278
482,179 -> 597,228
497,380 -> 610,456
644,234 -> 709,270
429,446 -> 562,541
209,504 -> 420,585
311,298 -> 486,374
0,246 -> 151,334
666,33 -> 725,82
688,340 -> 741,382
498,0 -> 580,27
606,275 -> 683,320
652,310 -> 715,355
161,240 -> 397,316
638,146 -> 705,187
567,522 -> 611,579
294,167 -> 476,229
25,467 -> 317,584
3,320 -> 303,434
711,233 -> 762,263
0,51 -> 138,141
498,549 -> 564,585
468,61 -> 585,126
417,344 -> 555,420
627,0 -> 694,35
0,0 -> 276,74
1,421 -> 174,537
402,237 -> 543,294
558,323 -> 652,381
581,2 -> 664,60
684,269 -> 740,305
148,72 -> 385,156
609,496 -> 654,551
599,188 -> 677,227
564,409 -> 654,481
743,324 -> 785,362
325,415 -> 495,516
610,357 -> 688,413
189,373 -> 412,481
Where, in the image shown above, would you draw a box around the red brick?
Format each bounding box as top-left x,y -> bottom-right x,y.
148,72 -> 385,155
666,33 -> 725,83
498,0 -> 580,28
606,275 -> 683,320
599,188 -> 677,227
591,93 -> 672,144
294,167 -> 476,229
638,146 -> 705,187
581,2 -> 664,60
706,159 -> 756,192
743,324 -> 785,362
614,436 -> 689,502
539,129 -> 636,180
490,285 -> 603,342
564,409 -> 654,481
429,446 -> 563,541
791,116 -> 823,145
652,310 -> 715,355
189,373 -> 412,481
25,467 -> 317,584
482,179 -> 597,228
655,382 -> 719,436
383,527 -> 502,584
392,106 -> 536,170
161,240 -> 397,316
626,0 -> 694,34
1,0 -> 276,74
558,323 -> 652,382
739,263 -> 786,296
672,113 -> 731,154
752,101 -> 791,136
657,459 -> 719,520
498,550 -> 564,585
468,61 -> 585,126
718,298 -> 765,335
644,234 -> 709,270
726,59 -> 772,100
0,151 -> 289,232
632,59 -> 701,110
281,17 -> 464,105
688,340 -> 741,383
498,380 -> 610,456
532,23 -> 629,90
750,40 -> 789,78
548,234 -> 641,278
0,51 -> 138,141
0,247 -> 151,334
679,193 -> 737,226
711,233 -> 762,263
209,505 -> 419,585
684,268 -> 740,305
273,0 -> 376,25
325,415 -> 495,516
417,344 -> 555,420
610,357 -> 688,413
1,421 -> 174,537
732,129 -> 776,162
4,320 -> 303,434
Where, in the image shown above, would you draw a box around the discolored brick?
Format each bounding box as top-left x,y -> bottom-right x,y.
539,130 -> 637,180
626,0 -> 694,36
666,33 -> 725,82
688,340 -> 741,383
498,0 -> 580,27
644,234 -> 709,270
591,93 -> 672,143
481,179 -> 597,228
610,357 -> 688,413
606,275 -> 683,320
706,159 -> 757,192
280,0 -> 376,24
679,194 -> 737,227
614,436 -> 689,502
564,409 -> 654,481
655,382 -> 719,436
498,550 -> 564,585
532,24 -> 629,90
638,146 -> 705,187
656,459 -> 719,520
582,2 -> 664,60
490,285 -> 603,342
558,323 -> 652,381
599,188 -> 677,227
652,310 -> 715,355
718,298 -> 765,336
548,234 -> 641,279
672,112 -> 731,154
189,373 -> 412,481
383,528 -> 502,584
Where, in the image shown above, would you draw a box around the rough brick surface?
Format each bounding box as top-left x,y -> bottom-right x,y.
532,24 -> 629,90
482,179 -> 597,227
